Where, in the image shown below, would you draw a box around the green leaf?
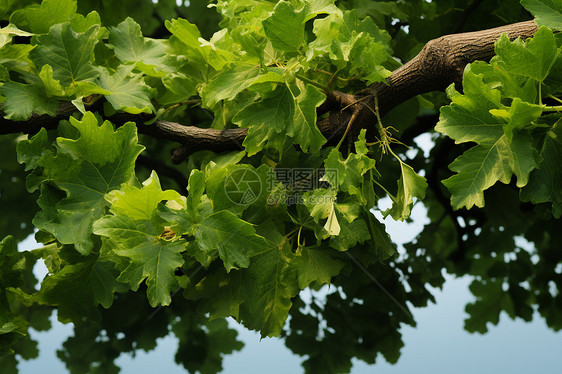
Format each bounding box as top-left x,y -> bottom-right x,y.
469,60 -> 538,103
184,266 -> 244,319
18,112 -> 144,254
108,17 -> 170,75
31,23 -> 100,87
233,83 -> 326,154
69,11 -> 102,33
233,86 -> 294,155
307,10 -> 392,83
241,224 -> 300,337
365,211 -> 396,260
94,215 -> 185,307
36,255 -> 126,323
0,43 -> 34,77
10,0 -> 77,34
494,27 -> 560,82
201,64 -> 283,107
245,263 -> 295,338
305,0 -> 342,20
106,171 -> 183,221
92,171 -> 191,307
329,215 -> 371,251
230,25 -> 267,63
436,68 -> 541,209
437,70 -> 504,143
187,223 -> 299,339
167,19 -> 235,71
286,83 -> 326,152
165,18 -> 207,63
59,113 -> 134,165
263,1 -> 307,53
384,162 -> 427,221
0,24 -> 33,49
293,246 -> 344,288
16,128 -> 50,175
38,64 -> 65,97
302,188 -> 342,239
322,130 -> 377,202
186,170 -> 205,217
93,214 -> 186,307
304,189 -> 337,220
195,210 -> 270,272
521,122 -> 562,217
158,73 -> 197,105
444,133 -> 539,210
521,0 -> 562,30
205,164 -> 269,214
96,66 -> 154,114
489,98 -> 544,140
0,235 -> 37,295
0,81 -> 57,120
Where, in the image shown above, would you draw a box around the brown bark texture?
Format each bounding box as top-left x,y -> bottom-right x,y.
0,20 -> 539,163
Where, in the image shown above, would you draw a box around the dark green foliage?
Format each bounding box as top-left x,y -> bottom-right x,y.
1,0 -> 561,373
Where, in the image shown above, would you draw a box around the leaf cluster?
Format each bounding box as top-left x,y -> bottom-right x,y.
0,0 -> 561,373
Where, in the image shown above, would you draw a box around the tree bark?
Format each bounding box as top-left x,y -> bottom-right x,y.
0,21 -> 539,161
364,20 -> 538,111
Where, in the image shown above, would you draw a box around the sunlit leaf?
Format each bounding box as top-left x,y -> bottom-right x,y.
521,0 -> 562,30
96,65 -> 154,114
10,0 -> 77,34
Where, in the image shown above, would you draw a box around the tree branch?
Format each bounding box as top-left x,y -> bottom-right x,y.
361,20 -> 538,111
0,21 -> 538,162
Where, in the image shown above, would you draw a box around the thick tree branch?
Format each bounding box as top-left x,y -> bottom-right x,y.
110,111 -> 353,163
361,20 -> 538,113
0,21 -> 538,162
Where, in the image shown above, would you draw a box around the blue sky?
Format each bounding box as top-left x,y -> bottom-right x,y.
17,271 -> 562,374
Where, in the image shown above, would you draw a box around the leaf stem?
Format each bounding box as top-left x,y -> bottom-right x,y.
543,105 -> 562,112
297,225 -> 303,249
295,73 -> 332,94
335,110 -> 359,150
164,99 -> 202,112
372,179 -> 395,201
547,94 -> 562,105
313,69 -> 359,83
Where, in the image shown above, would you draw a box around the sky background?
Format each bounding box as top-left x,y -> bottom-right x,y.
15,197 -> 562,374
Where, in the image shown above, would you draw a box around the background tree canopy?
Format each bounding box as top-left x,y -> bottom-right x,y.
1,0 -> 561,373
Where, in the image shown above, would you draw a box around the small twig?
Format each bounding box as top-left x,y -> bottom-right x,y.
548,94 -> 562,105
163,99 -> 202,112
335,110 -> 360,150
313,69 -> 360,84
